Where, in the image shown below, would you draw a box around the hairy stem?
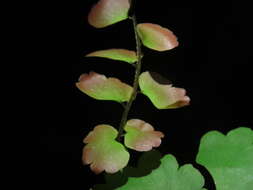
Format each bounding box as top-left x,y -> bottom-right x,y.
117,14 -> 143,141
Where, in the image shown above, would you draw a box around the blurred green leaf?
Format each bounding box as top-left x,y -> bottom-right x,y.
196,127 -> 253,190
116,154 -> 205,190
93,150 -> 162,190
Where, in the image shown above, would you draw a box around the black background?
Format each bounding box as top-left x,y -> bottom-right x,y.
37,0 -> 253,189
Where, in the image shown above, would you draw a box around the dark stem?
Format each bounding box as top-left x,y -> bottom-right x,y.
117,14 -> 143,141
128,0 -> 136,18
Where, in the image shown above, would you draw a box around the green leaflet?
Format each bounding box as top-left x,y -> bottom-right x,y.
86,49 -> 137,64
76,72 -> 133,103
124,119 -> 164,151
83,125 -> 130,174
137,23 -> 179,51
139,71 -> 190,109
88,0 -> 130,28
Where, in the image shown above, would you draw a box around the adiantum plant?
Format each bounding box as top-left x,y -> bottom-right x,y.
77,0 -> 253,189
